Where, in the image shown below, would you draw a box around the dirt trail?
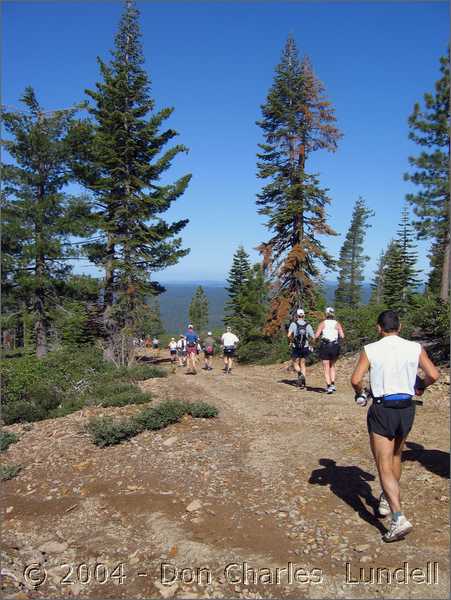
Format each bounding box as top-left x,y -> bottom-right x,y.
1,356 -> 449,599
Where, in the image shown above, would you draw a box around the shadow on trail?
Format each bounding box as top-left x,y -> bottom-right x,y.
308,458 -> 386,533
278,380 -> 325,393
402,442 -> 450,479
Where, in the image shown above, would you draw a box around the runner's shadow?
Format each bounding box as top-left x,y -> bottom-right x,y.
278,380 -> 324,393
308,458 -> 386,533
402,442 -> 450,479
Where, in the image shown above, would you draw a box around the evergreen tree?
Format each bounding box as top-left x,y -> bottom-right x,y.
70,0 -> 190,363
224,245 -> 251,326
335,197 -> 374,307
256,36 -> 341,334
383,207 -> 421,314
235,264 -> 269,338
370,245 -> 392,305
1,88 -> 85,357
404,51 -> 450,300
189,286 -> 209,333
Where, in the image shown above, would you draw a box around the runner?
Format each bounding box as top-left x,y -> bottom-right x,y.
176,334 -> 187,367
185,324 -> 199,374
287,308 -> 314,389
314,307 -> 345,393
152,336 -> 160,354
221,326 -> 239,374
168,337 -> 177,370
351,309 -> 439,542
203,331 -> 215,371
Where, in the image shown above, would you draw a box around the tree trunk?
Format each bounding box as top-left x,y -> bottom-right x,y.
34,199 -> 48,358
440,234 -> 450,301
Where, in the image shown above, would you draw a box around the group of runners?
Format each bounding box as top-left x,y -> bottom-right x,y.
167,325 -> 240,375
289,305 -> 440,543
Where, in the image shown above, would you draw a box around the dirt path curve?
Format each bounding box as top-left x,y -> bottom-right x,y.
1,356 -> 449,599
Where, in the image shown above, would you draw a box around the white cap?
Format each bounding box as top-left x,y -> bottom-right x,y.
226,326 -> 231,332
326,307 -> 335,315
297,308 -> 305,316
188,323 -> 193,328
207,331 -> 212,336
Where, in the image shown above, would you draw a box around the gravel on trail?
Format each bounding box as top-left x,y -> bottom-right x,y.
1,354 -> 449,599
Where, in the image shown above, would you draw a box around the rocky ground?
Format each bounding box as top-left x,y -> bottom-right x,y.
1,353 -> 449,599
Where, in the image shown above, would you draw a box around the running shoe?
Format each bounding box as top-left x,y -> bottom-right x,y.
298,373 -> 306,389
330,383 -> 336,392
378,492 -> 391,517
326,385 -> 333,394
383,515 -> 413,543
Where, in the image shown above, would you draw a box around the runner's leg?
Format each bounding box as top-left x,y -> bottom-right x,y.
330,358 -> 337,384
322,360 -> 331,386
370,432 -> 401,513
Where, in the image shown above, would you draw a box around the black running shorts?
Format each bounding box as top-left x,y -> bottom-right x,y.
224,347 -> 235,357
292,346 -> 311,359
367,402 -> 416,440
319,340 -> 340,360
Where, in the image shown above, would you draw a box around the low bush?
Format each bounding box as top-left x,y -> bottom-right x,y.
125,364 -> 167,381
86,416 -> 139,448
0,431 -> 19,452
99,389 -> 152,408
186,401 -> 219,418
0,463 -> 21,481
89,399 -> 219,447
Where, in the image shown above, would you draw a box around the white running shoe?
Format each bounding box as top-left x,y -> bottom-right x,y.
330,383 -> 336,392
383,515 -> 413,543
326,385 -> 333,394
378,492 -> 391,517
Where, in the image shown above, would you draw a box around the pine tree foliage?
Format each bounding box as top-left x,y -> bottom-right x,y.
224,245 -> 251,326
383,206 -> 421,314
335,197 -> 374,307
70,0 -> 190,362
256,36 -> 341,334
370,246 -> 392,305
1,87 -> 86,357
404,51 -> 450,300
188,286 -> 209,333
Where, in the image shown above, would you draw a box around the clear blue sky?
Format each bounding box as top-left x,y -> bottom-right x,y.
3,1 -> 449,282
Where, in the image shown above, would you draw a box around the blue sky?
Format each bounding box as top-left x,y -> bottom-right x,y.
3,1 -> 449,282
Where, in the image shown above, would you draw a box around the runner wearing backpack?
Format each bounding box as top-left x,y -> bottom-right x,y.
221,326 -> 239,374
287,308 -> 315,389
185,324 -> 199,374
314,307 -> 345,394
203,331 -> 215,371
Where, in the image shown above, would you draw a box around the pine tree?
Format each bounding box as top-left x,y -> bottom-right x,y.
235,264 -> 269,338
70,0 -> 190,363
370,246 -> 392,305
256,36 -> 341,334
404,51 -> 450,300
189,286 -> 209,333
383,207 -> 421,314
1,88 -> 85,357
224,245 -> 251,326
335,197 -> 374,307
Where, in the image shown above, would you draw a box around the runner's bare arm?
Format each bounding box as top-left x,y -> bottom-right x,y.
314,322 -> 324,339
337,322 -> 345,338
351,351 -> 370,394
416,348 -> 440,395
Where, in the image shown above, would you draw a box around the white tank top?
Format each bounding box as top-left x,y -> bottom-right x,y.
322,319 -> 339,342
364,335 -> 421,398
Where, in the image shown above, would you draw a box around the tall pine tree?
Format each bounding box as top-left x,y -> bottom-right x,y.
404,51 -> 450,300
335,197 -> 374,307
224,245 -> 251,326
70,0 -> 190,363
189,286 -> 209,333
383,206 -> 421,314
370,244 -> 395,305
1,88 -> 85,357
256,37 -> 341,334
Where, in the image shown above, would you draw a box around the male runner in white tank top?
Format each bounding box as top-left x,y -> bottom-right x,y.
351,309 -> 439,542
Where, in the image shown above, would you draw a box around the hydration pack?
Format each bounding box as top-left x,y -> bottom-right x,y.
293,322 -> 309,350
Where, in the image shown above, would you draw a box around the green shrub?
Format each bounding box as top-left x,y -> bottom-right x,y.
0,431 -> 19,452
186,401 -> 219,418
125,364 -> 167,381
86,416 -> 139,448
0,463 -> 21,481
99,390 -> 152,408
132,400 -> 188,431
2,401 -> 48,425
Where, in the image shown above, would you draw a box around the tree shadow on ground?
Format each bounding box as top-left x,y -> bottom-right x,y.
402,442 -> 450,479
308,458 -> 386,533
278,380 -> 325,393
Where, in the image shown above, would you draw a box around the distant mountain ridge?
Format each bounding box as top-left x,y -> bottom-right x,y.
159,281 -> 372,334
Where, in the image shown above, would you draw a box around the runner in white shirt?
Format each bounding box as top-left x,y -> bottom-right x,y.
168,338 -> 177,370
351,309 -> 439,543
221,326 -> 239,374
